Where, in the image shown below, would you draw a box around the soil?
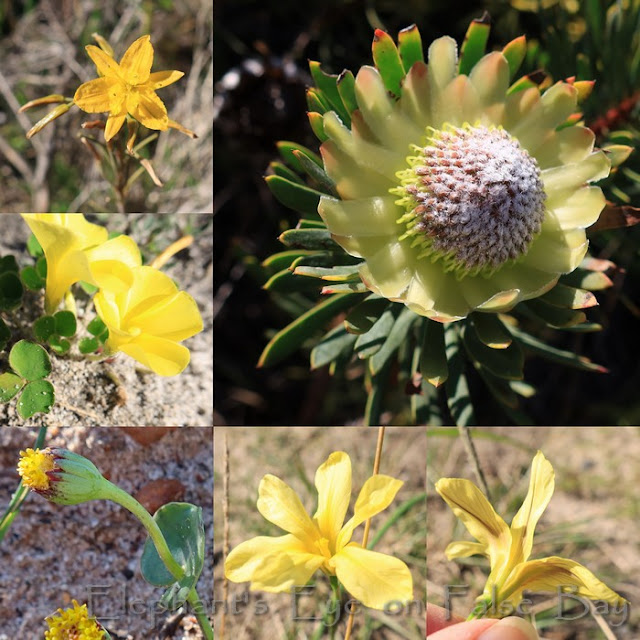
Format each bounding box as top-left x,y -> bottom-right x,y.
0,213 -> 213,427
0,425 -> 213,639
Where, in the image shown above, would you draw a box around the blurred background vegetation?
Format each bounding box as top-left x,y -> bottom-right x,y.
0,0 -> 212,212
215,0 -> 640,425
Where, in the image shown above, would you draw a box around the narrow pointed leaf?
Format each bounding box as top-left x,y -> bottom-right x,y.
369,307 -> 417,375
420,319 -> 448,387
398,24 -> 424,72
540,283 -> 598,309
308,112 -> 328,141
263,268 -> 323,293
502,35 -> 527,79
344,296 -> 389,334
292,149 -> 337,195
262,250 -> 316,273
354,308 -> 396,359
277,141 -> 323,171
520,299 -> 587,328
279,228 -> 337,250
463,324 -> 524,380
321,281 -> 369,294
444,325 -> 475,426
268,161 -> 305,184
306,87 -> 332,114
258,293 -> 360,367
560,268 -> 613,291
337,69 -> 358,115
293,264 -> 362,281
474,363 -> 519,409
309,61 -> 351,123
310,324 -> 357,369
470,313 -> 512,348
459,12 -> 491,76
265,175 -> 323,216
371,29 -> 405,98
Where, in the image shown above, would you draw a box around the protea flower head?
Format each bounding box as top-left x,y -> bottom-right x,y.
259,15 -> 631,425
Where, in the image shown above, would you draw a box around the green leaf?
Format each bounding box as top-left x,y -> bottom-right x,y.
292,150 -> 337,195
502,36 -> 527,79
344,296 -> 389,334
9,340 -> 51,381
263,268 -> 323,293
336,69 -> 358,115
268,160 -> 305,185
33,316 -> 56,342
20,266 -> 45,290
79,337 -> 100,354
444,325 -> 475,426
0,317 -> 10,351
420,319 -> 448,387
258,293 -> 360,367
310,324 -> 357,370
293,264 -> 361,282
277,141 -> 323,172
79,281 -> 98,295
397,24 -> 424,72
309,61 -> 351,124
87,316 -> 108,337
0,272 -> 23,311
470,313 -> 512,349
539,283 -> 598,309
308,111 -> 328,141
262,250 -> 316,273
141,503 -> 205,609
463,324 -> 524,380
369,307 -> 417,375
296,219 -> 327,230
474,364 -> 519,410
0,255 -> 19,273
321,282 -> 369,294
519,299 -> 587,328
27,233 -> 44,257
279,228 -> 338,251
265,175 -> 323,216
48,335 -> 71,355
459,12 -> 491,76
17,380 -> 55,419
35,256 -> 47,279
354,308 -> 396,359
0,372 -> 24,403
560,268 -> 612,291
372,28 -> 405,98
53,310 -> 77,337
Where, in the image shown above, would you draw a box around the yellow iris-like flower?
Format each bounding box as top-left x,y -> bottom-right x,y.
44,599 -> 105,640
225,451 -> 414,610
93,266 -> 203,376
436,451 -> 626,617
21,213 -> 141,314
74,35 -> 190,141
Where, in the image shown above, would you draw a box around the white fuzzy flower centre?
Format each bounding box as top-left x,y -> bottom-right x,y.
394,124 -> 546,276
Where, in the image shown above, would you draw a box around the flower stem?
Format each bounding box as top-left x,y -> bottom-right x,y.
457,425 -> 490,499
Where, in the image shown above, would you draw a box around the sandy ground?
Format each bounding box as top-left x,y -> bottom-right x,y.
0,426 -> 213,639
427,426 -> 640,639
0,213 -> 213,427
213,426 -> 427,640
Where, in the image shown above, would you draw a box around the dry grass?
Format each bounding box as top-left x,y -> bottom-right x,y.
427,427 -> 640,639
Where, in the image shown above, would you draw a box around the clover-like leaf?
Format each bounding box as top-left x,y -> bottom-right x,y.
0,272 -> 23,311
26,233 -> 44,258
87,316 -> 108,338
35,255 -> 47,279
0,317 -> 10,351
34,315 -> 56,342
17,379 -> 55,419
48,335 -> 71,355
0,255 -> 19,274
141,503 -> 205,609
0,372 -> 24,403
9,340 -> 51,381
20,266 -> 45,290
54,310 -> 76,337
79,337 -> 100,354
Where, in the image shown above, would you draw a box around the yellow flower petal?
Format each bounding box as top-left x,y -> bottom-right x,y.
85,44 -> 122,79
225,534 -> 324,592
129,291 -> 203,342
105,114 -> 126,141
334,545 -> 414,609
84,234 -> 141,292
313,451 -> 351,543
337,474 -> 403,551
127,87 -> 168,130
508,451 -> 554,567
119,335 -> 191,376
501,556 -> 627,609
435,478 -> 511,574
444,540 -> 487,560
119,35 -> 153,85
257,474 -> 319,545
74,77 -> 118,113
149,69 -> 185,89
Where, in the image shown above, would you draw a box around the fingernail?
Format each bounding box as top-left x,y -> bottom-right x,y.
477,616 -> 539,640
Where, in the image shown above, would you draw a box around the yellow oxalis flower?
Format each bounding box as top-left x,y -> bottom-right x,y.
225,451 -> 414,610
74,34 -> 190,141
21,213 -> 141,314
318,37 -> 611,321
44,599 -> 105,640
436,451 -> 626,617
93,265 -> 203,376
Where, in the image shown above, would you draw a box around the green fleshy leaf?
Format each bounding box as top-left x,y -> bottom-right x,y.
444,325 -> 475,426
263,268 -> 323,293
344,296 -> 390,335
48,335 -> 71,354
502,35 -> 527,79
397,24 -> 424,72
9,340 -> 51,380
0,255 -> 19,274
35,256 -> 47,279
79,337 -> 100,354
459,12 -> 491,76
475,363 -> 519,410
309,61 -> 351,124
307,87 -> 333,114
560,268 -> 612,291
277,141 -> 323,172
308,111 -> 329,141
0,317 -> 10,351
510,326 -> 607,373
0,372 -> 24,402
296,219 -> 327,230
268,161 -> 305,185
20,266 -> 45,290
17,379 -> 55,418
27,233 -> 44,258
293,264 -> 361,282
369,307 -> 417,375
470,313 -> 512,349
262,250 -> 317,273
371,28 -> 405,98
258,293 -> 360,367
354,308 -> 396,359
310,324 -> 357,370
33,316 -> 56,342
279,228 -> 338,251
336,70 -> 358,115
141,503 -> 205,609
463,324 -> 524,380
0,272 -> 23,311
420,319 -> 448,387
292,150 -> 337,195
53,310 -> 76,337
540,283 -> 598,309
321,281 -> 369,294
290,253 -> 340,269
265,175 -> 323,216
519,299 -> 587,328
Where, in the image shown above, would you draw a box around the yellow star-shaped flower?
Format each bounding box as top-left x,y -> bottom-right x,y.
436,451 -> 626,618
225,451 -> 414,610
74,35 -> 191,141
